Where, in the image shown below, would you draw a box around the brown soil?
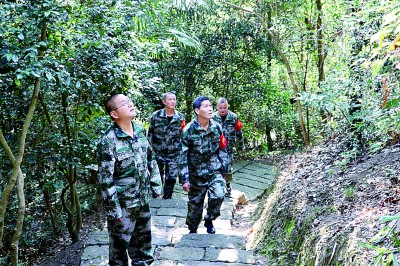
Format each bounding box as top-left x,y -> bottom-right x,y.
32,211 -> 106,266
249,142 -> 400,264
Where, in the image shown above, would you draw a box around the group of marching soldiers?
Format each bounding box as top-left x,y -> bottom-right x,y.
97,92 -> 244,265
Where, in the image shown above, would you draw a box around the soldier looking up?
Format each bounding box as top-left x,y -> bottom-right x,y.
147,91 -> 186,199
97,94 -> 162,266
212,97 -> 244,197
179,96 -> 229,234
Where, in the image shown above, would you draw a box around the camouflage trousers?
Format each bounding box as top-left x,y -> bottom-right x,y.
225,152 -> 234,186
156,155 -> 179,199
186,173 -> 226,231
107,204 -> 154,266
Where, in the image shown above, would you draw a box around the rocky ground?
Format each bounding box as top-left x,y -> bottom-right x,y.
249,141 -> 400,265
34,198 -> 265,266
32,211 -> 106,266
32,141 -> 400,265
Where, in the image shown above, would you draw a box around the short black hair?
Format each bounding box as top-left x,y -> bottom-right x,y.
192,96 -> 209,111
105,94 -> 120,115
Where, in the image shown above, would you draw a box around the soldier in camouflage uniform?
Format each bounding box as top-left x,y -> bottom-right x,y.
148,92 -> 186,199
179,96 -> 229,234
212,97 -> 244,197
97,94 -> 162,266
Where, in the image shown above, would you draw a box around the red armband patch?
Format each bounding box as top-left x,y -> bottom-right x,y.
180,120 -> 186,131
219,134 -> 227,149
235,119 -> 243,131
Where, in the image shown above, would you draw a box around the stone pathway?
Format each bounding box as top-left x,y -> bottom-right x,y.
80,160 -> 276,265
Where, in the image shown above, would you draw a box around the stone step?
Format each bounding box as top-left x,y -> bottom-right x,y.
80,160 -> 276,265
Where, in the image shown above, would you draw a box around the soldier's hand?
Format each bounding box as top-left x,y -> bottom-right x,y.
182,182 -> 190,192
115,217 -> 123,223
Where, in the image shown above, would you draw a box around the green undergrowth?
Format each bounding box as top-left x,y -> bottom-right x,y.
257,203 -> 341,265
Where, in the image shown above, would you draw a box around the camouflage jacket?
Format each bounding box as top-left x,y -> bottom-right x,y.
212,110 -> 244,153
147,109 -> 186,157
97,120 -> 162,219
179,119 -> 229,184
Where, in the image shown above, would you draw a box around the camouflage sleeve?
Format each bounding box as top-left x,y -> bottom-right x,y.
147,143 -> 163,195
219,146 -> 229,174
236,119 -> 244,150
96,138 -> 122,220
179,128 -> 190,184
147,115 -> 155,146
217,126 -> 230,174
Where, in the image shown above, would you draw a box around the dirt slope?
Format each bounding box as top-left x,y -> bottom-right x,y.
250,142 -> 400,265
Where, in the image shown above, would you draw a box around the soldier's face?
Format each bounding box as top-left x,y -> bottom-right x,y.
217,102 -> 228,116
163,94 -> 176,109
112,95 -> 136,119
196,100 -> 213,120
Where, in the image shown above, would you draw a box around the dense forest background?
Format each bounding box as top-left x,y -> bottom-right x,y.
0,0 -> 399,265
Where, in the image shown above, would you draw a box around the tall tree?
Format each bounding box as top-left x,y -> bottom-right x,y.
0,3 -> 47,264
223,1 -> 310,145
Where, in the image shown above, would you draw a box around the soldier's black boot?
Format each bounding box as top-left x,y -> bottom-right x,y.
163,179 -> 176,199
204,220 -> 215,234
225,183 -> 232,197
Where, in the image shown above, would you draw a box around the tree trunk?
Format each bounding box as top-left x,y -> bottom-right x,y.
224,2 -> 310,146
10,171 -> 25,266
262,27 -> 309,145
184,71 -> 195,122
37,156 -> 58,235
316,0 -> 329,125
316,0 -> 325,83
62,167 -> 81,242
0,71 -> 41,264
60,92 -> 82,242
265,122 -> 274,151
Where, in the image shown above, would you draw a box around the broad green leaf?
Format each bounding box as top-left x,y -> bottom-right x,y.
385,98 -> 400,109
393,254 -> 400,266
357,241 -> 378,250
32,71 -> 40,78
379,215 -> 400,223
12,54 -> 18,63
370,30 -> 383,45
168,29 -> 203,51
387,254 -> 393,266
371,60 -> 384,76
382,10 -> 400,26
45,71 -> 53,81
370,226 -> 390,243
14,78 -> 21,86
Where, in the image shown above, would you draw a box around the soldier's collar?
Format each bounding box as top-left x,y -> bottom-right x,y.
161,108 -> 176,117
193,119 -> 213,131
113,121 -> 137,138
